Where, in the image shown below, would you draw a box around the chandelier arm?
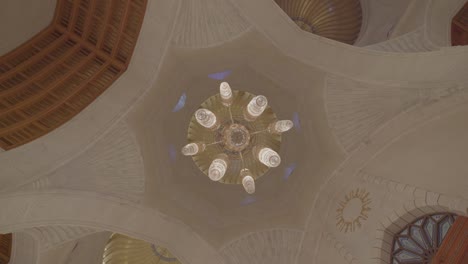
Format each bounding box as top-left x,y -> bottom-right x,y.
251,129 -> 269,135
228,106 -> 234,125
239,151 -> 245,169
206,140 -> 223,146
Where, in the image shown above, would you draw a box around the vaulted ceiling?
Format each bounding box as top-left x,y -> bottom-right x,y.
1,0 -> 468,264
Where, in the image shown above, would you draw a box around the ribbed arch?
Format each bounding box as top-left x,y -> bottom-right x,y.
274,0 -> 362,44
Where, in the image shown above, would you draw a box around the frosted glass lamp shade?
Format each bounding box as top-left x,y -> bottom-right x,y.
242,174 -> 255,194
220,82 -> 233,106
270,120 -> 294,134
181,143 -> 205,156
257,147 -> 281,167
245,95 -> 268,120
195,109 -> 218,129
208,158 -> 228,181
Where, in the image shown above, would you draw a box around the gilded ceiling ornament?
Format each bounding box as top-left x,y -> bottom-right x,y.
274,0 -> 363,44
102,233 -> 181,264
182,82 -> 293,193
336,188 -> 371,233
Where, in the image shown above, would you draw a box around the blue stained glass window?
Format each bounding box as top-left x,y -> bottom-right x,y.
391,213 -> 457,264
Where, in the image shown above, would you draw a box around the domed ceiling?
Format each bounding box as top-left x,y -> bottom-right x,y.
274,0 -> 363,44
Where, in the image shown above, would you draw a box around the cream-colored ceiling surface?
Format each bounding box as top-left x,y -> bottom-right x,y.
355,0 -> 411,46
0,0 -> 56,55
366,104 -> 468,200
127,30 -> 343,246
1,0 -> 468,264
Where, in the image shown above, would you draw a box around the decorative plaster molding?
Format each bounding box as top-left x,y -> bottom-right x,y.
173,0 -> 251,48
220,229 -> 302,264
325,75 -> 466,154
301,82 -> 468,264
10,232 -> 39,264
21,122 -> 145,202
23,225 -> 98,252
325,75 -> 420,153
365,27 -> 439,53
359,172 -> 468,264
0,191 -> 225,264
322,232 -> 358,264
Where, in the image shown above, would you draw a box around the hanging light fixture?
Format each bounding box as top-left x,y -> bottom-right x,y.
182,82 -> 293,193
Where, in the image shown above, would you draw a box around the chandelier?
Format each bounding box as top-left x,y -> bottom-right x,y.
181,82 -> 293,194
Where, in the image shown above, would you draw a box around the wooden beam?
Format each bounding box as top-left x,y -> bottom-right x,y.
433,216 -> 468,264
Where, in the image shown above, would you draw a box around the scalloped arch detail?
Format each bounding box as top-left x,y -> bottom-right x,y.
173,0 -> 251,48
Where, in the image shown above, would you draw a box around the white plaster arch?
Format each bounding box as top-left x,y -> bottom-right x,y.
229,0 -> 468,83
220,228 -> 302,264
9,232 -> 40,264
298,82 -> 468,264
0,190 -> 224,264
371,194 -> 467,264
0,0 -> 180,190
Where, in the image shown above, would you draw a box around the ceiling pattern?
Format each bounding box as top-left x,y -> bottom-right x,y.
24,225 -> 97,252
365,27 -> 439,53
173,0 -> 251,48
274,0 -> 363,44
102,233 -> 181,264
21,121 -> 145,202
325,75 -> 421,153
325,75 -> 465,154
0,0 -> 147,150
220,229 -> 302,264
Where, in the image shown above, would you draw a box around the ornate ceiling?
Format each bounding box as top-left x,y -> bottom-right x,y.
0,0 -> 468,264
274,0 -> 363,44
0,0 -> 146,149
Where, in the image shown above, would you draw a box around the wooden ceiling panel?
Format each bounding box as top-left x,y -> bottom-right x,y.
0,0 -> 147,150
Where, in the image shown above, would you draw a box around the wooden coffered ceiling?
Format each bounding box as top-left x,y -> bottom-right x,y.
0,0 -> 147,150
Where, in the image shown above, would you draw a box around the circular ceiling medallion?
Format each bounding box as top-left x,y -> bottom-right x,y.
274,0 -> 363,44
336,188 -> 372,233
182,82 -> 293,193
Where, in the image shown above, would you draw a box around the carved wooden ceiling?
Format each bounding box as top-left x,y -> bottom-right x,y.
0,233 -> 12,264
0,0 -> 147,150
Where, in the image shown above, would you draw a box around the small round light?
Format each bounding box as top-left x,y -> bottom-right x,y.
195,108 -> 217,129
242,175 -> 255,194
273,120 -> 293,133
181,143 -> 204,156
258,147 -> 281,168
246,95 -> 268,119
208,158 -> 228,181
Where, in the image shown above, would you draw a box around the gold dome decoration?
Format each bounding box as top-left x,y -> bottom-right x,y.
274,0 -> 363,44
102,234 -> 181,264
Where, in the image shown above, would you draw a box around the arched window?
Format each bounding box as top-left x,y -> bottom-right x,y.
391,213 -> 457,264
